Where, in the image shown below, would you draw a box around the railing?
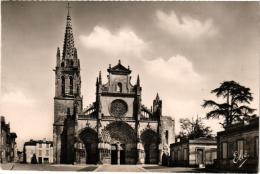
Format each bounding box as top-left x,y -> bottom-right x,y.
78,114 -> 96,120
102,116 -> 135,121
140,116 -> 157,121
101,85 -> 136,94
101,86 -> 109,92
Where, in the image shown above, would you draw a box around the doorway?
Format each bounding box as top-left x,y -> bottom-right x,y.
120,149 -> 125,164
105,121 -> 137,164
43,158 -> 49,164
79,128 -> 99,164
141,129 -> 159,164
38,157 -> 42,164
144,144 -> 150,164
85,143 -> 98,164
197,149 -> 204,165
111,144 -> 118,164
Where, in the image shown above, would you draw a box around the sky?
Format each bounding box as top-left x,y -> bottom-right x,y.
1,2 -> 259,150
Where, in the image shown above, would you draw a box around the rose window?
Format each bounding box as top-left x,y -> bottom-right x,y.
110,99 -> 128,117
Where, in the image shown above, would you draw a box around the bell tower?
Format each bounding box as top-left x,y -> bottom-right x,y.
53,4 -> 82,164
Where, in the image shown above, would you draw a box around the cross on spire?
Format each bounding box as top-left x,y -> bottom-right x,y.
67,2 -> 72,16
62,2 -> 75,60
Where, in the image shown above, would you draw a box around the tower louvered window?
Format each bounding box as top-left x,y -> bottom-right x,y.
70,76 -> 73,95
61,76 -> 65,95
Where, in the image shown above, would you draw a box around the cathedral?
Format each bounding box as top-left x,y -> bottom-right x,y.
53,9 -> 175,165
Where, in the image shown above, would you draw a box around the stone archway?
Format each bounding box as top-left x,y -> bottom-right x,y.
141,129 -> 159,164
103,121 -> 137,164
79,127 -> 98,164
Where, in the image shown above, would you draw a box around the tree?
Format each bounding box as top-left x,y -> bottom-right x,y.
178,116 -> 213,141
202,80 -> 256,127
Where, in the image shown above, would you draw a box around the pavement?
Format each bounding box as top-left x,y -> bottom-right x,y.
0,163 -> 220,172
0,163 -> 15,170
1,163 -> 98,171
142,165 -> 206,173
95,164 -> 147,172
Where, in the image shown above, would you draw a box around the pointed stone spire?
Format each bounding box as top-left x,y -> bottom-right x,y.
156,93 -> 160,100
96,77 -> 99,86
62,3 -> 75,60
136,74 -> 140,86
99,71 -> 102,84
56,47 -> 60,67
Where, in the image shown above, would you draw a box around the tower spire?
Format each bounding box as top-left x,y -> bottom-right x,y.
99,71 -> 102,84
62,3 -> 75,60
156,93 -> 160,100
136,74 -> 140,86
96,77 -> 99,86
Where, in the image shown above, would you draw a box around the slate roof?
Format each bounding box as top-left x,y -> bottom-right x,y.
24,139 -> 53,147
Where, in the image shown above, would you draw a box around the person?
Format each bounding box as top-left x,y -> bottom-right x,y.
31,154 -> 38,164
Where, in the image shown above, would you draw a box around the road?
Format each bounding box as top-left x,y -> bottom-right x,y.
1,163 -> 217,172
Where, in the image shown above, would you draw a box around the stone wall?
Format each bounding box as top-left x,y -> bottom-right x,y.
217,128 -> 259,171
160,116 -> 175,156
189,144 -> 217,165
170,140 -> 217,166
100,96 -> 134,118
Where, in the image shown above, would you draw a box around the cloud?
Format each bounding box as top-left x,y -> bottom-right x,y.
0,90 -> 36,106
156,10 -> 218,40
80,26 -> 146,57
0,90 -> 52,149
143,55 -> 202,84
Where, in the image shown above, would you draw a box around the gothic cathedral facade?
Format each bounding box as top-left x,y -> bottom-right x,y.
53,10 -> 175,165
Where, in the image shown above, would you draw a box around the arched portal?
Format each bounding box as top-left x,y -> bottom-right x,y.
79,128 -> 98,164
104,121 -> 137,164
141,129 -> 159,164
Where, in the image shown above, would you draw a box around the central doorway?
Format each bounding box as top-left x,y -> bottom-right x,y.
120,144 -> 125,164
111,144 -> 117,164
105,121 -> 137,164
110,144 -> 126,164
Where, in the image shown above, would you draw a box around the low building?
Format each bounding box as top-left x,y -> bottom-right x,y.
170,137 -> 217,167
216,117 -> 259,172
23,139 -> 53,164
0,116 -> 17,163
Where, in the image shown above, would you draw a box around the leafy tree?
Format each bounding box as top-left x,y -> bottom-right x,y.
178,116 -> 213,141
202,80 -> 256,127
